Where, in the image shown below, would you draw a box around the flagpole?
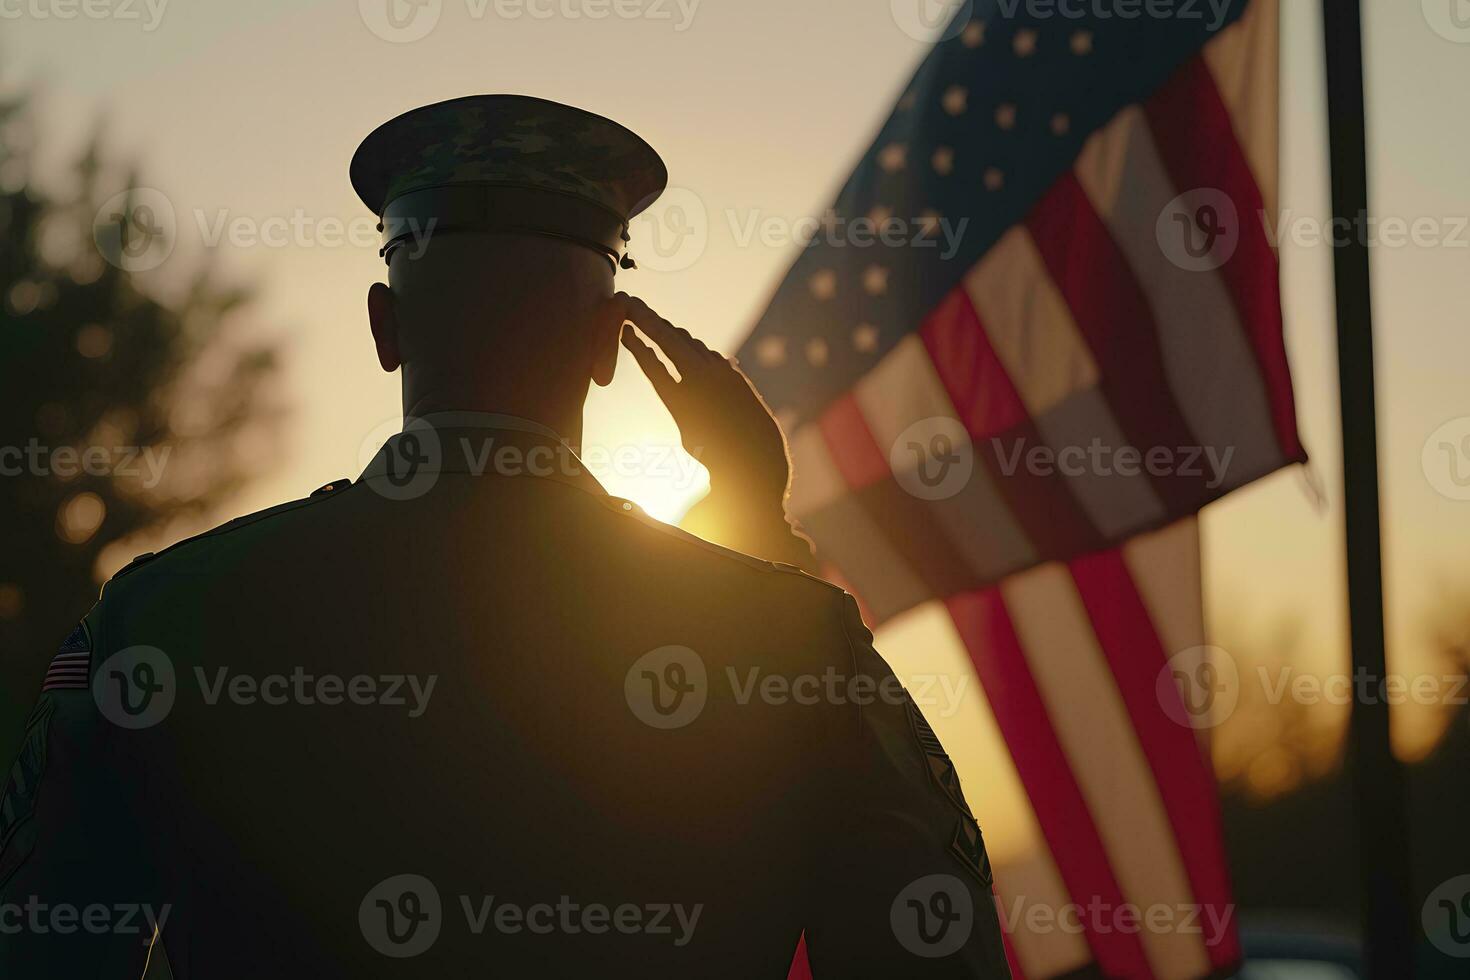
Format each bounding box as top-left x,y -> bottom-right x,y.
1318,2 -> 1414,976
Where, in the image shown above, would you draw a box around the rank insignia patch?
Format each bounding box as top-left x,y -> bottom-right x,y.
0,699 -> 53,887
951,814 -> 994,888
42,622 -> 92,692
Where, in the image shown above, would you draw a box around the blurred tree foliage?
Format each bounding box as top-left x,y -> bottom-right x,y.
0,89 -> 282,751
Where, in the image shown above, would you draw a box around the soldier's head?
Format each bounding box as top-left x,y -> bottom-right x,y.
351,95 -> 665,422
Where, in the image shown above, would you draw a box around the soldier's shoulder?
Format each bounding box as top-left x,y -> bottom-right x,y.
103,478 -> 357,588
597,494 -> 843,598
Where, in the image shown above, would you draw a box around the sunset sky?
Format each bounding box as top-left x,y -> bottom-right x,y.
10,0 -> 1470,859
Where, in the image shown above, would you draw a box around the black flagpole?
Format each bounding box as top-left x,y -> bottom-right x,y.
1318,1 -> 1414,976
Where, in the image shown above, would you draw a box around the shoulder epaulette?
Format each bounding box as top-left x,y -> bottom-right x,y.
109,480 -> 355,583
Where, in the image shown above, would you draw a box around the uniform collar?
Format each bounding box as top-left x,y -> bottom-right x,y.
358,411 -> 606,496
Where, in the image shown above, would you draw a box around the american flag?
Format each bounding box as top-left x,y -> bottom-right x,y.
743,1 -> 1301,977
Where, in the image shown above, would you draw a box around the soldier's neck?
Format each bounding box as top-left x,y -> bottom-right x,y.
401,385 -> 585,450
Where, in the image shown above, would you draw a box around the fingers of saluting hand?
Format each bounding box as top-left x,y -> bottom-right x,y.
613,292 -> 724,377
620,329 -> 681,404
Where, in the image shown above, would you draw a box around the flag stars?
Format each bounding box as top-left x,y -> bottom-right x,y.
984,168 -> 1005,191
942,85 -> 968,116
805,337 -> 830,367
1071,30 -> 1093,55
932,146 -> 955,176
809,269 -> 837,300
1051,112 -> 1071,136
754,335 -> 787,367
961,21 -> 985,48
853,324 -> 880,353
995,103 -> 1017,131
877,143 -> 907,173
863,265 -> 889,296
1013,28 -> 1038,57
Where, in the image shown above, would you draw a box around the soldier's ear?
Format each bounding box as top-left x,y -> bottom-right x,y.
367,281 -> 401,373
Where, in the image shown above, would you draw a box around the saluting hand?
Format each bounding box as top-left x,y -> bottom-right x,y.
614,293 -> 815,570
614,293 -> 790,503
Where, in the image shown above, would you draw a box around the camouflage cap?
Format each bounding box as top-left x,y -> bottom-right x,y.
350,94 -> 667,269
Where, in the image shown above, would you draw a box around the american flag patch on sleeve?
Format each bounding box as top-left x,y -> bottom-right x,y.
41,623 -> 92,692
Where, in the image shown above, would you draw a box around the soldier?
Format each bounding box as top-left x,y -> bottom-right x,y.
0,95 -> 1011,978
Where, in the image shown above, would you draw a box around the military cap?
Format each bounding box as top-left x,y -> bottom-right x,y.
350,94 -> 667,271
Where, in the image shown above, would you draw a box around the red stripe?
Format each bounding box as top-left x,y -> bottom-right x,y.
1026,174 -> 1214,515
1144,54 -> 1304,462
786,932 -> 813,980
946,589 -> 1152,978
818,392 -> 986,609
1068,547 -> 1242,970
1000,919 -> 1027,980
919,288 -> 1106,561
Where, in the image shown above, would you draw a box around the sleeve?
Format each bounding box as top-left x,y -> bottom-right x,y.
804,593 -> 1013,979
0,608 -> 167,978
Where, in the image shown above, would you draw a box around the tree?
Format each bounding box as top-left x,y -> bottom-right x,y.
0,86 -> 282,753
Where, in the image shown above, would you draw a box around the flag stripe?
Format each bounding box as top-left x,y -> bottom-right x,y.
998,563 -> 1211,978
1072,106 -> 1283,494
1026,173 -> 1214,517
947,589 -> 1151,978
1143,55 -> 1303,463
920,289 -> 1107,561
1068,547 -> 1241,970
1202,0 -> 1280,220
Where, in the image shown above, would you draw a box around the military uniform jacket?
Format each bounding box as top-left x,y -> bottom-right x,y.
0,420 -> 1011,978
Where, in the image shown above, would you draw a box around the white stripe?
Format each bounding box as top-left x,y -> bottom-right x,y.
961,227 -> 1098,417
785,422 -> 849,517
1073,105 -> 1282,492
1000,563 -> 1211,979
1204,0 -> 1280,222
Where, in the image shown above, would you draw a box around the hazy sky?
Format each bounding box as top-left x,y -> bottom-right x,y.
9,1 -> 1470,840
